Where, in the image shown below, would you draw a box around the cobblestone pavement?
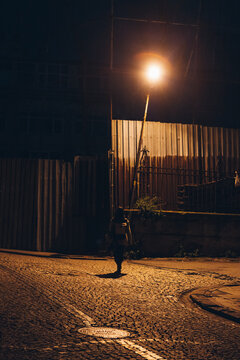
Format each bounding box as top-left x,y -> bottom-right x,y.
132,258 -> 240,323
0,253 -> 240,359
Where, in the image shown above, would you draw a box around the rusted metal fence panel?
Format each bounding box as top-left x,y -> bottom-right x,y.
112,120 -> 240,211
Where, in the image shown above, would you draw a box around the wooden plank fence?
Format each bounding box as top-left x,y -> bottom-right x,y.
112,120 -> 240,211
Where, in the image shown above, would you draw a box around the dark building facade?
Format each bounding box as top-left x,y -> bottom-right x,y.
0,58 -> 110,159
0,1 -> 239,160
0,1 -> 112,160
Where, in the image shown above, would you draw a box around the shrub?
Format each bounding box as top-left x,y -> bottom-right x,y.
134,196 -> 162,218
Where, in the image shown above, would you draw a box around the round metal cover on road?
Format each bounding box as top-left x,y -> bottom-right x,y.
78,327 -> 130,338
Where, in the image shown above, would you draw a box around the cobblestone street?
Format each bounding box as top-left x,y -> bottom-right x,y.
0,252 -> 239,359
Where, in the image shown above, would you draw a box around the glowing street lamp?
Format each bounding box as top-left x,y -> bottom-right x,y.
130,62 -> 165,208
146,63 -> 164,84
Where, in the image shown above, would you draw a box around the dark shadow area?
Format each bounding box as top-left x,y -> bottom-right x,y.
62,256 -> 108,261
48,253 -> 71,258
0,250 -> 109,260
95,272 -> 127,279
0,249 -> 59,258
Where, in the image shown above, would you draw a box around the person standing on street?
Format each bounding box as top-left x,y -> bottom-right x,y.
109,207 -> 132,275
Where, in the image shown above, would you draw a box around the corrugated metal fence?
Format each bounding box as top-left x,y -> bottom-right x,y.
73,156 -> 109,252
112,120 -> 240,211
0,159 -> 73,251
0,156 -> 109,252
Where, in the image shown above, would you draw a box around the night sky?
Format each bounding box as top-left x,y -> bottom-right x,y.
1,0 -> 240,127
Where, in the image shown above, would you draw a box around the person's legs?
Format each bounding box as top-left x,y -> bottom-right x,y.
113,245 -> 124,274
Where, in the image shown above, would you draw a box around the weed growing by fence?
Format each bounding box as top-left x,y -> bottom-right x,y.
134,196 -> 163,218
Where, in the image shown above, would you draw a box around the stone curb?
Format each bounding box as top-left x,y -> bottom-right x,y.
190,287 -> 240,324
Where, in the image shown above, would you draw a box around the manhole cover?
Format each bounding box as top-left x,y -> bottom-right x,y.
78,327 -> 130,338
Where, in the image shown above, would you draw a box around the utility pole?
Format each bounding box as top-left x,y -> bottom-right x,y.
130,93 -> 150,209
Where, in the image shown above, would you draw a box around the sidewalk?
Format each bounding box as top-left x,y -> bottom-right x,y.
134,258 -> 240,324
0,249 -> 240,323
190,284 -> 240,323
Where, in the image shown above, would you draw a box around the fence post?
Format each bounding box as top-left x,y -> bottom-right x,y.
108,150 -> 115,219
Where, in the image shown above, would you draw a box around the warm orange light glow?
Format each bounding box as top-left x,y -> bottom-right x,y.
146,64 -> 164,83
134,52 -> 171,86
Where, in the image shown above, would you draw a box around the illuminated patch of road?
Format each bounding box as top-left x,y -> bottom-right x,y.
4,338 -> 168,359
63,295 -> 168,360
67,297 -> 167,359
116,339 -> 167,360
75,308 -> 167,359
0,263 -> 167,359
64,303 -> 95,327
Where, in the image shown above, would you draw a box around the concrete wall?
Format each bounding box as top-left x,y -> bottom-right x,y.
131,211 -> 240,257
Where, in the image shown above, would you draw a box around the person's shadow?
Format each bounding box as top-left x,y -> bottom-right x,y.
95,272 -> 126,279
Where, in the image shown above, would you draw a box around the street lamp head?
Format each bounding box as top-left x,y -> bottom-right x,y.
146,64 -> 164,84
135,52 -> 170,85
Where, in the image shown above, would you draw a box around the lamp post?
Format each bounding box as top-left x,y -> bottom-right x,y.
130,63 -> 164,209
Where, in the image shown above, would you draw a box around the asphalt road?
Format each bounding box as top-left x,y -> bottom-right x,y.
0,253 -> 239,360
